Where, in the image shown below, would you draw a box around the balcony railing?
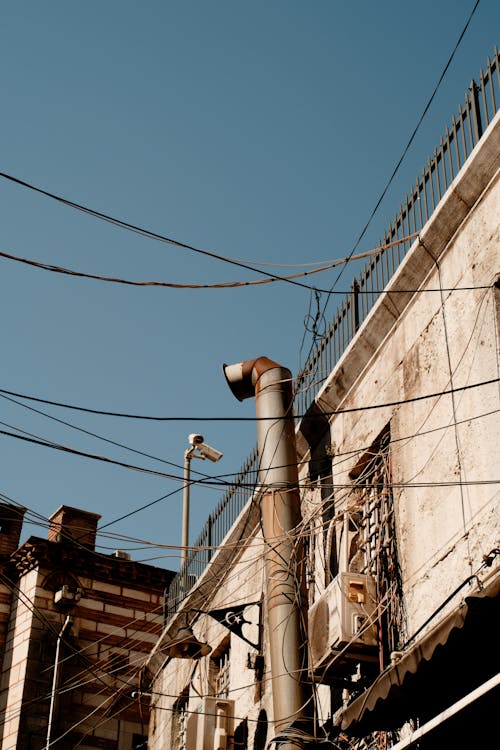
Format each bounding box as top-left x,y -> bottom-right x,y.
166,46 -> 499,620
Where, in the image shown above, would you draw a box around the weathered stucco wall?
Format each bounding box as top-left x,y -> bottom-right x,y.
149,529 -> 276,750
298,123 -> 500,639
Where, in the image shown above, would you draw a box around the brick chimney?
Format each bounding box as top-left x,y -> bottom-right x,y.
0,504 -> 26,557
48,505 -> 101,550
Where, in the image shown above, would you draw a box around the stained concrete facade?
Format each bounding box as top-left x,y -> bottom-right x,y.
0,504 -> 173,750
149,113 -> 499,749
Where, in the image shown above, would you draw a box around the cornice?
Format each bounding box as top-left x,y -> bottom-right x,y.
11,536 -> 173,590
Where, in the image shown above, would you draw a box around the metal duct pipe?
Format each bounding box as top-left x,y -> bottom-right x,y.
223,357 -> 312,741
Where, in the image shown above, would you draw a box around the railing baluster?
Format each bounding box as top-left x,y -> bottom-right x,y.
486,52 -> 497,115
464,94 -> 473,156
479,67 -> 489,125
459,105 -> 467,162
452,115 -> 461,169
446,126 -> 455,184
428,158 -> 436,211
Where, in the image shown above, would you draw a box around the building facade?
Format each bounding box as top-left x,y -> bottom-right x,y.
0,504 -> 173,750
149,52 -> 499,750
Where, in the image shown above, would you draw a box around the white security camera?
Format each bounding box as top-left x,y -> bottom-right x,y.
197,442 -> 223,463
187,434 -> 223,462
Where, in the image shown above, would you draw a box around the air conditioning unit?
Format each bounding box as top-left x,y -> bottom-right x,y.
54,585 -> 82,605
186,697 -> 234,750
308,572 -> 378,680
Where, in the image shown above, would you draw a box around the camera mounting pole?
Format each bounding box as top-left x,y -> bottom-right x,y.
181,444 -> 195,571
181,435 -> 223,573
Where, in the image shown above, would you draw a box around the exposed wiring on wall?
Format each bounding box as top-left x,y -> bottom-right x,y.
402,547 -> 499,649
419,237 -> 471,567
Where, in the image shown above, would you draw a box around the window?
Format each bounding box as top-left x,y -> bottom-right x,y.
348,426 -> 406,665
171,690 -> 189,750
209,637 -> 231,698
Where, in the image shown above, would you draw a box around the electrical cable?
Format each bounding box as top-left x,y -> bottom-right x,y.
320,0 -> 482,299
0,170 -> 334,293
1,420 -> 497,497
0,572 -> 169,734
0,235 -> 419,291
0,425 -> 231,485
0,243 -> 490,295
299,0 -> 482,382
0,391 -> 219,481
0,376 -> 497,422
96,405 -> 500,533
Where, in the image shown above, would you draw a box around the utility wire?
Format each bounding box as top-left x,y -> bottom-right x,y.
301,0 -> 482,379
0,377 -> 496,422
0,379 -> 497,494
321,0 -> 482,299
2,0 -> 479,278
0,234 -> 418,291
0,171 -> 323,293
0,392 -> 219,482
0,245 -> 489,295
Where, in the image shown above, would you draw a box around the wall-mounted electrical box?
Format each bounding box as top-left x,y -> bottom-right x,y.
54,585 -> 82,605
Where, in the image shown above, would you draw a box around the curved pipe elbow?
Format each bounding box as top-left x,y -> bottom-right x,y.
223,356 -> 289,401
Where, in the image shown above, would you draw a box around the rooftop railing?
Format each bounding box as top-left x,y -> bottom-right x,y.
166,46 -> 499,620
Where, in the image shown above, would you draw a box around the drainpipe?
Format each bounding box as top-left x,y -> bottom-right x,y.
223,357 -> 312,744
45,615 -> 72,750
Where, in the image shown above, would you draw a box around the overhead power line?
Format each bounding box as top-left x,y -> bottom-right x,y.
0,242 -> 491,295
0,170 -> 323,293
0,377 -> 497,422
0,427 -> 198,483
0,378 -> 497,486
0,234 -> 421,290
302,0 -> 483,380
322,0 -> 482,294
0,391 -> 218,481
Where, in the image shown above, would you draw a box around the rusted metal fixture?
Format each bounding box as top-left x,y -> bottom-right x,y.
223,357 -> 312,743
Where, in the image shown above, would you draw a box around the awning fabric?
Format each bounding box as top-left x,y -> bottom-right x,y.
339,574 -> 500,736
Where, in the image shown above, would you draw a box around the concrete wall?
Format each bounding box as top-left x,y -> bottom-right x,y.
298,141 -> 500,640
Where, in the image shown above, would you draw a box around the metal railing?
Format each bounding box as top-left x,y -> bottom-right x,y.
293,46 -> 499,416
166,46 -> 499,619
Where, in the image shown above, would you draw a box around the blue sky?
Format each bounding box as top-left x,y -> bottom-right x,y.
0,1 -> 498,569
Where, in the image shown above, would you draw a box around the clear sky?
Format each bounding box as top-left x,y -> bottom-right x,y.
0,1 -> 498,570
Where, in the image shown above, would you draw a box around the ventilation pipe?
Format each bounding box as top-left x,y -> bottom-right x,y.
223,357 -> 312,745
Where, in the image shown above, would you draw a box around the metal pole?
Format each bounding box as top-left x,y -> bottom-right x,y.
46,615 -> 72,750
181,449 -> 193,570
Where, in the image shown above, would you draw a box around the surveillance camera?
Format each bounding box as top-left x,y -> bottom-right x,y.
197,442 -> 223,463
188,433 -> 204,446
